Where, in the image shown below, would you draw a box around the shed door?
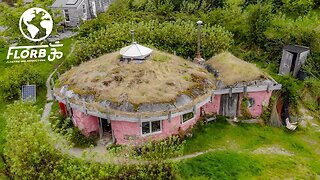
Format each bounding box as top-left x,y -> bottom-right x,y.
279,50 -> 294,75
220,93 -> 239,117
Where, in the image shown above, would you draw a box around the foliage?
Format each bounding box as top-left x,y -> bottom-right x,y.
76,20 -> 233,63
200,0 -> 249,41
301,78 -> 320,111
3,101 -> 178,179
246,3 -> 273,46
240,97 -> 253,119
276,75 -> 303,107
281,0 -> 314,17
302,53 -> 320,79
265,13 -> 320,52
131,136 -> 185,160
50,107 -> 97,148
67,127 -> 98,148
0,0 -> 62,44
0,64 -> 44,100
4,101 -> 61,179
0,38 -> 7,49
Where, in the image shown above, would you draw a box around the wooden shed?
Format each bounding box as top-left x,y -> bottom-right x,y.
279,45 -> 310,77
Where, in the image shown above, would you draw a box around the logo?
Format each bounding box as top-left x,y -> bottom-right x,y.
6,7 -> 63,64
19,8 -> 53,42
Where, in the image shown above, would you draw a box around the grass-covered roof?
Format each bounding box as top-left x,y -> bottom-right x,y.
205,52 -> 269,86
57,50 -> 215,112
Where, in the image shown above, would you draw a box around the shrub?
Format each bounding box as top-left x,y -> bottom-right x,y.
4,101 -> 178,179
265,13 -> 320,52
281,0 -> 314,17
276,75 -> 304,108
75,20 -> 233,63
131,136 -> 185,160
0,64 -> 44,100
0,38 -> 7,49
67,127 -> 98,148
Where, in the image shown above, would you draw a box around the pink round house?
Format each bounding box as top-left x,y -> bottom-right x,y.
54,45 -> 281,145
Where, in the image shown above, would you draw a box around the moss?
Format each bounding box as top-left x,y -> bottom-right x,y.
183,75 -> 191,81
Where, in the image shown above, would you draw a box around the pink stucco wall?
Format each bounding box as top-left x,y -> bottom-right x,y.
111,107 -> 202,145
62,90 -> 273,144
246,91 -> 273,118
203,95 -> 221,114
72,108 -> 99,136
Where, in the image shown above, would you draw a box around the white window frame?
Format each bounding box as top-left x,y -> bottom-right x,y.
181,111 -> 195,124
82,3 -> 87,20
82,3 -> 87,14
63,9 -> 70,22
141,120 -> 162,136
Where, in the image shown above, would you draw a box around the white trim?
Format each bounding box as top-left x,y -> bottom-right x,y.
63,9 -> 70,22
180,111 -> 195,124
140,120 -> 162,136
54,83 -> 282,123
81,3 -> 87,20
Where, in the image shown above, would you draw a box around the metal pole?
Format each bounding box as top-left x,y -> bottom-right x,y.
196,20 -> 203,59
130,30 -> 135,44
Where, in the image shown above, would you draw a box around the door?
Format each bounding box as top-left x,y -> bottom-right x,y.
220,93 -> 240,117
279,50 -> 294,75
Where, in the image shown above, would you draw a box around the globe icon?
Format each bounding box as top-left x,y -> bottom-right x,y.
19,8 -> 53,42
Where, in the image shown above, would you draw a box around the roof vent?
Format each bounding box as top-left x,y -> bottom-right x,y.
119,30 -> 153,60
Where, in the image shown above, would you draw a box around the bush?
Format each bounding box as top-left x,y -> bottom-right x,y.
0,38 -> 7,49
67,127 -> 98,148
4,101 -> 178,179
281,0 -> 314,17
75,20 -> 233,63
265,13 -> 320,52
132,136 -> 185,160
0,64 -> 44,100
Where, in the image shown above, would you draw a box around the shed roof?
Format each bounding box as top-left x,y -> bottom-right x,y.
52,0 -> 81,8
283,45 -> 310,54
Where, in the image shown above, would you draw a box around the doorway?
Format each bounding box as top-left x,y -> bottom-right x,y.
98,118 -> 113,145
220,93 -> 240,117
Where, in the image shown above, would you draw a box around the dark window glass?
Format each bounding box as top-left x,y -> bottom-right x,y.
64,9 -> 70,22
182,112 -> 194,123
142,122 -> 150,135
151,121 -> 161,132
248,97 -> 255,108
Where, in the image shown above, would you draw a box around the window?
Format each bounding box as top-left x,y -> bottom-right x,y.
247,97 -> 255,108
64,9 -> 70,22
82,4 -> 86,14
141,120 -> 161,135
181,112 -> 194,124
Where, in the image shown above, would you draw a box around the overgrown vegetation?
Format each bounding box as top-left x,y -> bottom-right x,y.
3,101 -> 177,179
0,64 -> 44,100
131,136 -> 185,160
50,104 -> 98,148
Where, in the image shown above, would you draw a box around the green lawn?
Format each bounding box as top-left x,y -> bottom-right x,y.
179,121 -> 320,179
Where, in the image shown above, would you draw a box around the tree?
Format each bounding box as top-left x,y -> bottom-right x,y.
281,0 -> 314,17
246,3 -> 273,47
0,0 -> 61,44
